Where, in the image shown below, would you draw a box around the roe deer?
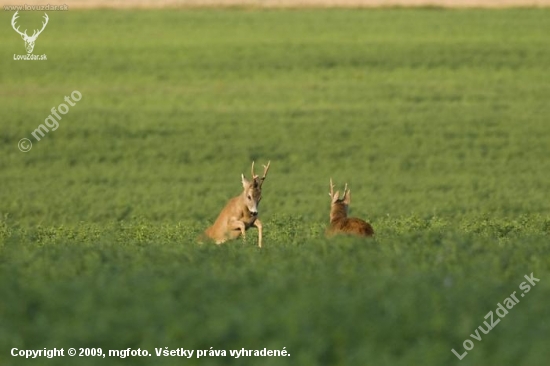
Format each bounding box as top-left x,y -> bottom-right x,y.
204,161 -> 270,247
326,178 -> 374,238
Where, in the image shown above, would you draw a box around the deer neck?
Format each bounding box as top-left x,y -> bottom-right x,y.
330,203 -> 348,223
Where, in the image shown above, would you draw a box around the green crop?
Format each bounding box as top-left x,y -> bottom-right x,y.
1,8 -> 549,366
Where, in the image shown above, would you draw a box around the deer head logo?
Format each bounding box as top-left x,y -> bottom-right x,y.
11,11 -> 49,54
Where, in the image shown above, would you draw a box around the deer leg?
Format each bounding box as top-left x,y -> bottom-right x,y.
253,218 -> 263,248
229,219 -> 246,240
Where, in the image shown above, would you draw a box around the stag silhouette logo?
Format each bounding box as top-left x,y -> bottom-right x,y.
11,11 -> 49,54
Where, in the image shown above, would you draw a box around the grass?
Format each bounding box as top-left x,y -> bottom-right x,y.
1,8 -> 550,366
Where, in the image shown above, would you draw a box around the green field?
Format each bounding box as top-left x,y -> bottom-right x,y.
1,8 -> 550,366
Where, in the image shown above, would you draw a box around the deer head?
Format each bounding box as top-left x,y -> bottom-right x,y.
11,11 -> 49,54
241,161 -> 270,216
329,178 -> 351,213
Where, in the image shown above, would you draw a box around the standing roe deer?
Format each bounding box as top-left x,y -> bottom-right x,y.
204,161 -> 270,247
326,178 -> 374,237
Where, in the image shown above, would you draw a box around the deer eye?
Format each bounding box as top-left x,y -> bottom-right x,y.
247,195 -> 252,200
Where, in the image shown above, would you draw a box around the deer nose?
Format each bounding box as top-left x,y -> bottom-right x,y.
250,210 -> 258,216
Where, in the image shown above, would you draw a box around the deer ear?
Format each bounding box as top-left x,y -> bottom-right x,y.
331,191 -> 340,204
241,174 -> 250,188
343,190 -> 351,204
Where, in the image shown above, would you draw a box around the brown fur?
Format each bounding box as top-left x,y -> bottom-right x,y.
203,161 -> 270,247
326,179 -> 374,238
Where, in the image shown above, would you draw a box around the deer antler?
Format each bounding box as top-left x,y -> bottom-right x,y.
343,183 -> 349,197
31,13 -> 49,39
250,161 -> 270,185
11,11 -> 28,38
251,161 -> 257,180
249,161 -> 270,187
258,161 -> 270,187
329,178 -> 335,198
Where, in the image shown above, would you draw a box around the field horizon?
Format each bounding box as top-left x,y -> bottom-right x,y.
5,0 -> 550,9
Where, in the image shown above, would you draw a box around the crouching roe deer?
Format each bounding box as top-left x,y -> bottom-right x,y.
326,178 -> 374,238
203,161 -> 270,247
